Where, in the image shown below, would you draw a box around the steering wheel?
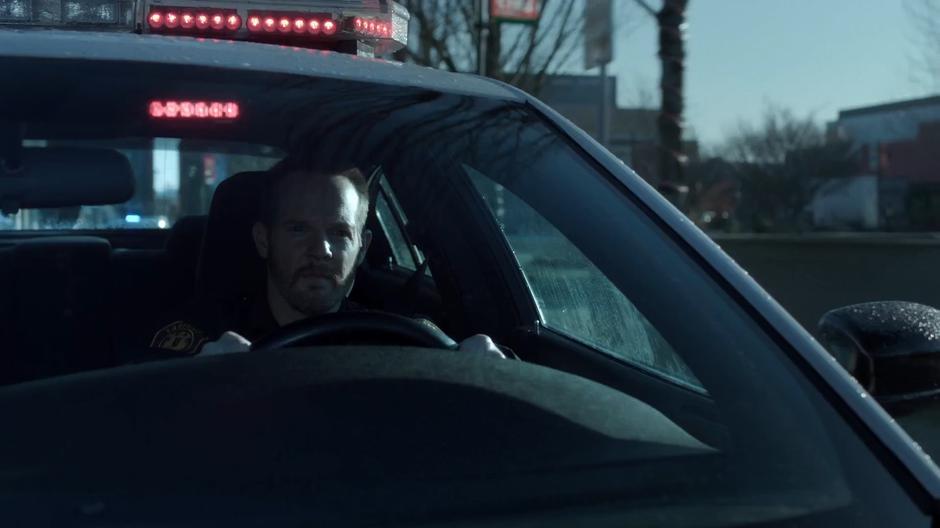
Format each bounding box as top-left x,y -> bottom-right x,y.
250,311 -> 459,352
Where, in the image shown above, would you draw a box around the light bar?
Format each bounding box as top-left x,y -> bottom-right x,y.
1,0 -> 409,57
139,0 -> 410,56
148,101 -> 239,119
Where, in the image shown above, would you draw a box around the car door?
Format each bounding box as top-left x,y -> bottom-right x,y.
356,171 -> 443,321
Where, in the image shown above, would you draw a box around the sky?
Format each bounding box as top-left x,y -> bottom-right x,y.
594,0 -> 932,149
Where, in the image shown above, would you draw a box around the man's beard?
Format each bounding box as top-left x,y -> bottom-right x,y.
276,263 -> 348,316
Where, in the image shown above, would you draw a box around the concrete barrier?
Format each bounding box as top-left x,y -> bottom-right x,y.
713,233 -> 940,336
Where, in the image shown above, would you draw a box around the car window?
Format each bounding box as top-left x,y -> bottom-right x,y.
375,176 -> 432,276
2,138 -> 281,230
375,191 -> 418,271
467,166 -> 701,389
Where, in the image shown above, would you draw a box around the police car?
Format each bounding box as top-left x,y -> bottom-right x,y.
1,0 -> 939,526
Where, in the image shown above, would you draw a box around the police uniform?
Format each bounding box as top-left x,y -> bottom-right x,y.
142,297 -> 512,361
145,295 -> 364,358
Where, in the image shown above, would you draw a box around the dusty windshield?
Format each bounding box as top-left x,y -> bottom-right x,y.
0,49 -> 928,525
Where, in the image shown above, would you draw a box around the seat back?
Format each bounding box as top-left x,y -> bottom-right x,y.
165,214 -> 208,296
0,236 -> 113,384
196,171 -> 266,303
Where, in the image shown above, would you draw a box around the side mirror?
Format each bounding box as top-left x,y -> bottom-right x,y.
818,301 -> 940,414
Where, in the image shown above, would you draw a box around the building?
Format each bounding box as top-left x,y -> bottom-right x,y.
536,74 -> 697,185
831,95 -> 940,174
823,95 -> 940,230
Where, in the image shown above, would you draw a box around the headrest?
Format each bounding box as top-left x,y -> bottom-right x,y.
0,148 -> 135,212
165,215 -> 207,260
196,171 -> 267,301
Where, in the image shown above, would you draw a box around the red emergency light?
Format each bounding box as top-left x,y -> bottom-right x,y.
245,11 -> 337,36
149,101 -> 240,119
148,8 -> 241,32
353,17 -> 390,38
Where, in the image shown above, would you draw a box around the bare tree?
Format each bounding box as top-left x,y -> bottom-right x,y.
721,106 -> 824,165
905,0 -> 940,91
394,0 -> 583,95
718,105 -> 856,232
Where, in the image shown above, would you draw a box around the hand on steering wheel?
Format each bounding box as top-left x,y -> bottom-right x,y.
250,310 -> 459,352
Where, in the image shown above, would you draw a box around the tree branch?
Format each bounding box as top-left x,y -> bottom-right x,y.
633,0 -> 658,17
410,2 -> 459,72
528,0 -> 581,92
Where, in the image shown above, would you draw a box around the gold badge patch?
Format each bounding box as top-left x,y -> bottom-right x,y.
150,321 -> 207,355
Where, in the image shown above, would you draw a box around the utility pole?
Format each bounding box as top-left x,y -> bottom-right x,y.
634,0 -> 688,198
597,0 -> 613,148
584,0 -> 613,148
476,0 -> 488,75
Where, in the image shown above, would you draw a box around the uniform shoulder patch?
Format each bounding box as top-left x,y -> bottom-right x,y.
150,320 -> 208,355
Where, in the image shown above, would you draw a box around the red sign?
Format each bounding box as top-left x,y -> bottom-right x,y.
490,0 -> 540,23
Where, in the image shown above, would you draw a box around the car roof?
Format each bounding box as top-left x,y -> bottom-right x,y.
0,28 -> 524,102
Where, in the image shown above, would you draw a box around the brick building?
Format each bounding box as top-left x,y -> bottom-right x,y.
826,95 -> 940,229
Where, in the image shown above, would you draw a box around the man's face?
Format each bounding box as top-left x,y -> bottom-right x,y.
252,171 -> 371,317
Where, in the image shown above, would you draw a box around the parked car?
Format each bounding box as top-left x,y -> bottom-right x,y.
1,1 -> 938,526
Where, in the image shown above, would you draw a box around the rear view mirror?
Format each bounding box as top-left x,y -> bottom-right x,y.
818,301 -> 940,413
0,147 -> 135,213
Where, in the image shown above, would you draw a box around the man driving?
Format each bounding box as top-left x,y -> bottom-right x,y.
147,160 -> 503,358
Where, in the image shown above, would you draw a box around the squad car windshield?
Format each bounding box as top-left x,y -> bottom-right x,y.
0,52 -> 930,526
